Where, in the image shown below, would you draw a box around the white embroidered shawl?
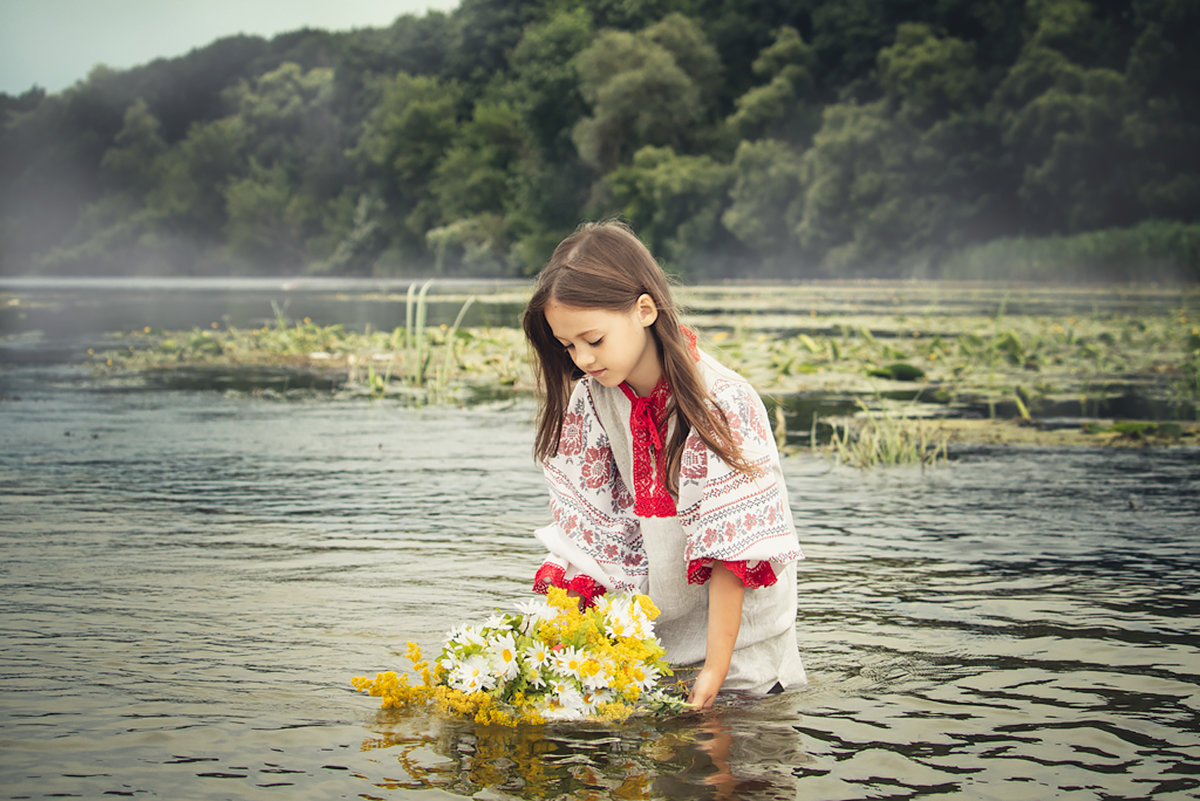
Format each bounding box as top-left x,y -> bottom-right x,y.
535,353 -> 803,594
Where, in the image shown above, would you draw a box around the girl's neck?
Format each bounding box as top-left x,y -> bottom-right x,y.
625,355 -> 663,398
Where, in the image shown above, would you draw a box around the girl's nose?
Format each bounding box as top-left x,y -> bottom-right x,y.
573,346 -> 595,367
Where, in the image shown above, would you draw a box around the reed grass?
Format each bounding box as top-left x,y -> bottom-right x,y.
817,400 -> 948,469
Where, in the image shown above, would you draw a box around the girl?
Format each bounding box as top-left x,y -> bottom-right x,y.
522,221 -> 806,709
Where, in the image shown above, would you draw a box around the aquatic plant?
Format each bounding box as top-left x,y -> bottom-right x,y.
83,282 -> 1197,444
404,280 -> 434,386
818,400 -> 948,469
91,289 -> 528,401
352,587 -> 688,726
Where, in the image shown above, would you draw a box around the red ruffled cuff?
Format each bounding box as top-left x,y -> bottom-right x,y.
687,558 -> 778,589
533,563 -> 607,607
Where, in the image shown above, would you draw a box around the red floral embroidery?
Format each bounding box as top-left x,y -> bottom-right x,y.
580,446 -> 612,489
682,327 -> 701,362
613,476 -> 635,511
680,436 -> 707,480
686,559 -> 778,588
559,411 -> 585,456
533,562 -> 607,607
747,403 -> 769,442
724,411 -> 746,447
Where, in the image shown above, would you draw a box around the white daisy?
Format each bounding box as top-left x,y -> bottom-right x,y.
600,596 -> 638,638
554,646 -> 586,679
488,632 -> 521,681
525,666 -> 546,688
449,625 -> 486,650
523,641 -> 552,670
515,596 -> 554,624
626,661 -> 661,692
580,689 -> 612,714
438,653 -> 461,675
450,654 -> 494,693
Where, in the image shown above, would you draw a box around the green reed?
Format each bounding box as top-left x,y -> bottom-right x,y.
818,400 -> 948,469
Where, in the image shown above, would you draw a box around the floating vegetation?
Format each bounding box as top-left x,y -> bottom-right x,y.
80,281 -> 1199,451
91,309 -> 528,402
1082,421 -> 1187,441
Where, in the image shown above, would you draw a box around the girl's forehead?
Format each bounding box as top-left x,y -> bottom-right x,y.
544,301 -> 626,336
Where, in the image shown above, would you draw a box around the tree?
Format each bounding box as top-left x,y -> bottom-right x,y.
877,23 -> 983,126
504,9 -> 596,271
721,139 -> 805,268
353,72 -> 462,255
149,116 -> 247,237
990,2 -> 1138,235
572,27 -> 706,174
795,94 -> 999,276
427,102 -> 528,274
1122,0 -> 1200,222
224,160 -> 308,270
727,26 -> 818,142
807,0 -> 897,95
604,145 -> 732,274
642,13 -> 724,119
100,99 -> 167,197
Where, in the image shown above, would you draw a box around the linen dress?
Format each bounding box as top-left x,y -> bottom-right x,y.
532,347 -> 807,694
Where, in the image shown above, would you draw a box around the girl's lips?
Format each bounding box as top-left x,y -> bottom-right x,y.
588,368 -> 606,377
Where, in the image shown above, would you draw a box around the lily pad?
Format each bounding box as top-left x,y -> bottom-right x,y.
867,362 -> 926,381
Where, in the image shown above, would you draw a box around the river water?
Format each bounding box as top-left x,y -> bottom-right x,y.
2,283 -> 1199,800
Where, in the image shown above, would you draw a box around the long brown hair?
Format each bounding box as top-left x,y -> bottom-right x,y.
522,220 -> 755,495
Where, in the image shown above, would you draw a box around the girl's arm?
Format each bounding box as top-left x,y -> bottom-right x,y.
687,561 -> 745,709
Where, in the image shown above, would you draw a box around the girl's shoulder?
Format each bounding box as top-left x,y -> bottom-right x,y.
695,352 -> 775,447
695,351 -> 762,407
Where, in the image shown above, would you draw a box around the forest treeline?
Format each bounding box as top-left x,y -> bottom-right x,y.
2,0 -> 1198,281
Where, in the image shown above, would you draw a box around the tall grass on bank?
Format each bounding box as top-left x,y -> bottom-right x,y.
940,220 -> 1200,283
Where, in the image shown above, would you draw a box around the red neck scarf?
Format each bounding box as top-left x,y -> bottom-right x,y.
618,328 -> 702,518
619,376 -> 676,517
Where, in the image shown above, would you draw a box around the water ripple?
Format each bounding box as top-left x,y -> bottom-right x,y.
1,383 -> 1198,799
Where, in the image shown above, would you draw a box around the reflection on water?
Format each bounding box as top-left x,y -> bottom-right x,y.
1,361 -> 1199,800
354,706 -> 807,800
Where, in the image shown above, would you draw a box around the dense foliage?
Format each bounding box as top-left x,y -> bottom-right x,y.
2,0 -> 1197,280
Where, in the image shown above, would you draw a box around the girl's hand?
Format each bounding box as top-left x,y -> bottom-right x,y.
687,667 -> 726,709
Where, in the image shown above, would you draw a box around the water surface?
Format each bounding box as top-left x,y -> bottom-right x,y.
2,359 -> 1198,799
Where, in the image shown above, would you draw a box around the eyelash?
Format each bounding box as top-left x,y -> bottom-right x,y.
564,338 -> 603,350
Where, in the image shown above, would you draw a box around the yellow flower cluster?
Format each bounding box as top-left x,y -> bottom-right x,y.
351,589 -> 685,726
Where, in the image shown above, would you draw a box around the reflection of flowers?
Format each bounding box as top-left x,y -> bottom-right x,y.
352,587 -> 688,725
357,717 -> 703,800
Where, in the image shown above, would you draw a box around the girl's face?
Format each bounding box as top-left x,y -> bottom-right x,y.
543,295 -> 661,396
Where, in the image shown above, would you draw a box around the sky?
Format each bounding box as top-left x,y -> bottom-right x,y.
0,0 -> 462,95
